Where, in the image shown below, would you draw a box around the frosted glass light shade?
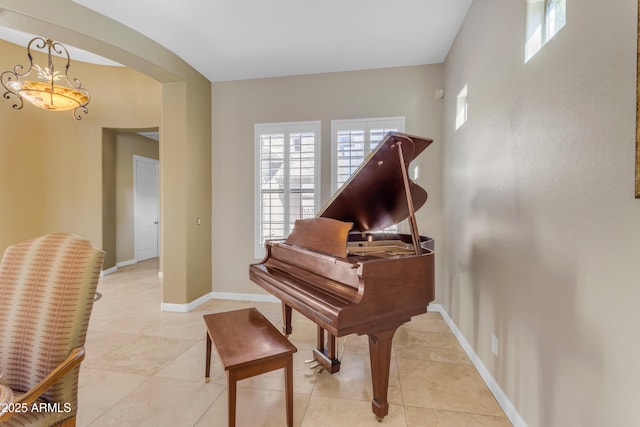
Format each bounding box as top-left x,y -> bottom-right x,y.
6,80 -> 89,111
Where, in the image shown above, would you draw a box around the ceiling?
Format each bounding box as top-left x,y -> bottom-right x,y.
2,1 -> 473,83
0,25 -> 122,67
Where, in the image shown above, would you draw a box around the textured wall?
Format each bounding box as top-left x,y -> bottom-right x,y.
443,0 -> 640,425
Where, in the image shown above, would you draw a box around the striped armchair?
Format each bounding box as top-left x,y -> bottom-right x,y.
0,232 -> 104,427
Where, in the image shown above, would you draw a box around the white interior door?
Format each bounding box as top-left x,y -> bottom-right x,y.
134,155 -> 159,261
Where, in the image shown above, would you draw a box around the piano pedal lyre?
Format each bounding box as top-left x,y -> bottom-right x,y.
304,358 -> 325,375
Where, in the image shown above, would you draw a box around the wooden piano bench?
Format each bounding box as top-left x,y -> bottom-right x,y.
203,307 -> 298,427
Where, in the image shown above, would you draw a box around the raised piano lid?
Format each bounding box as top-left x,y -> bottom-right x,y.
318,131 -> 433,232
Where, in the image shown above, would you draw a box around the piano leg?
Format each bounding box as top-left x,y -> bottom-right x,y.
317,325 -> 325,350
312,326 -> 341,373
328,332 -> 337,361
282,302 -> 292,336
368,328 -> 398,422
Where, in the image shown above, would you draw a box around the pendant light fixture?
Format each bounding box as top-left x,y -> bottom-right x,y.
1,37 -> 90,120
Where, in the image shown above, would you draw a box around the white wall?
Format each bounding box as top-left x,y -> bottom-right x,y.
443,0 -> 640,425
211,65 -> 444,296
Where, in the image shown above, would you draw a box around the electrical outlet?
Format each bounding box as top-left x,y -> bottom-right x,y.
491,334 -> 498,356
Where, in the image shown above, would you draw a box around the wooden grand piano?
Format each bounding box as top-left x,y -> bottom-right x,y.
249,132 -> 435,421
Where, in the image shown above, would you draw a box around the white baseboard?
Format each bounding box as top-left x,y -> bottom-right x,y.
101,259 -> 138,277
160,291 -> 279,312
161,292 -> 214,312
101,266 -> 117,276
117,259 -> 136,268
429,304 -> 527,427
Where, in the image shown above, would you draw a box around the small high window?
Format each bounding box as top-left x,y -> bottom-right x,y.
525,0 -> 566,62
455,85 -> 468,130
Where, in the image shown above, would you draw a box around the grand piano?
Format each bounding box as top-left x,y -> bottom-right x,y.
249,131 -> 435,421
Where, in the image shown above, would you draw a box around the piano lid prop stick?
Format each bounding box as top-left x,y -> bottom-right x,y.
394,138 -> 422,256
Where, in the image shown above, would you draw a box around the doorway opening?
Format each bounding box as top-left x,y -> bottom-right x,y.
101,128 -> 160,274
134,155 -> 159,262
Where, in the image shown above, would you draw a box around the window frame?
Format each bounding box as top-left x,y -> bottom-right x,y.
544,0 -> 566,42
525,0 -> 566,62
254,121 -> 321,258
455,85 -> 468,130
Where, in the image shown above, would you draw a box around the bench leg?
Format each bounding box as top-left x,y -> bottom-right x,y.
228,370 -> 237,427
285,355 -> 293,427
205,334 -> 212,383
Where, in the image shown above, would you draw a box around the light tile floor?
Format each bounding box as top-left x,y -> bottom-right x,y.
79,259 -> 511,426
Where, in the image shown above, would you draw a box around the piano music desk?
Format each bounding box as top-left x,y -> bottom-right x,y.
203,308 -> 297,427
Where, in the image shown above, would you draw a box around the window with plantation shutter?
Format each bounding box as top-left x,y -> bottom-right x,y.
331,117 -> 405,232
331,117 -> 405,191
254,121 -> 320,258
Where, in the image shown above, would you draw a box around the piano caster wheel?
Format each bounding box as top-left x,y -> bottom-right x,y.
376,417 -> 383,423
